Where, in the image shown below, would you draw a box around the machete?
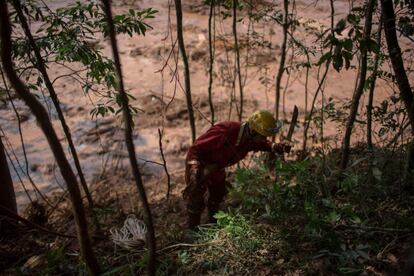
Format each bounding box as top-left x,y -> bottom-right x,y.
286,105 -> 298,142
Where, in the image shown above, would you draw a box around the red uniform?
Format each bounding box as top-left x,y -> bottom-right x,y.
184,121 -> 272,219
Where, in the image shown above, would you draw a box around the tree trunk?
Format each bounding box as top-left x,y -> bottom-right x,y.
233,0 -> 244,121
0,4 -> 100,275
12,0 -> 94,210
367,9 -> 383,150
0,135 -> 17,215
275,0 -> 289,123
340,0 -> 376,170
381,0 -> 414,185
175,0 -> 196,142
208,0 -> 215,125
100,1 -> 156,275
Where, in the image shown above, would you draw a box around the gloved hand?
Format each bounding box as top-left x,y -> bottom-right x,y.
189,164 -> 201,184
272,142 -> 292,154
183,164 -> 202,200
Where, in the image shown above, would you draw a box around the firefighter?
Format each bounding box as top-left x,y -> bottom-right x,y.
183,110 -> 291,229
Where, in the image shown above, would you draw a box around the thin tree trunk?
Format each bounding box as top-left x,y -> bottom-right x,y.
0,4 -> 100,275
12,0 -> 94,210
100,1 -> 156,274
208,0 -> 215,125
381,0 -> 414,184
340,0 -> 376,170
301,0 -> 334,160
275,0 -> 289,123
301,63 -> 330,159
158,129 -> 171,199
321,81 -> 326,156
367,10 -> 383,150
0,135 -> 17,215
233,0 -> 243,121
282,47 -> 294,121
174,0 -> 196,142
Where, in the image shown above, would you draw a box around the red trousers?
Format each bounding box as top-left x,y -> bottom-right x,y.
183,163 -> 227,216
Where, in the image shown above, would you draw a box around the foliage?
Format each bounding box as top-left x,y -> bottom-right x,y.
166,153 -> 413,274
317,6 -> 381,72
8,0 -> 157,118
161,212 -> 272,275
215,211 -> 263,251
323,91 -> 407,145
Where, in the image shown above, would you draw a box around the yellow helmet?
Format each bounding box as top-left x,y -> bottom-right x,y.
247,110 -> 281,136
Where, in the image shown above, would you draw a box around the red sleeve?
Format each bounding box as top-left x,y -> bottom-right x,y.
249,139 -> 272,152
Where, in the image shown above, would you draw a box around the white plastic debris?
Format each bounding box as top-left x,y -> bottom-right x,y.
110,214 -> 147,250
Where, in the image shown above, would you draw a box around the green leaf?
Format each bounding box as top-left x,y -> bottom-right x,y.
317,52 -> 332,66
342,50 -> 353,61
347,14 -> 357,25
326,211 -> 341,223
343,39 -> 353,51
333,52 -> 343,71
363,79 -> 371,90
378,127 -> 387,137
367,38 -> 380,54
344,55 -> 351,70
113,14 -> 126,23
335,18 -> 346,34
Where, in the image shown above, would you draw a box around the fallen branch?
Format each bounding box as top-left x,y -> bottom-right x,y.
157,240 -> 218,253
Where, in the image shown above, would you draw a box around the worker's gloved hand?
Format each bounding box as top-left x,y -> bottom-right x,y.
189,164 -> 201,183
272,142 -> 292,154
188,164 -> 203,191
184,163 -> 203,200
281,143 -> 292,153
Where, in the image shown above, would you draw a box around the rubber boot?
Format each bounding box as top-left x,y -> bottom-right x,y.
207,207 -> 219,224
187,213 -> 201,230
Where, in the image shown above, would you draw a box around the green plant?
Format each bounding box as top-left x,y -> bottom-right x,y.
317,6 -> 380,72
9,0 -> 157,118
215,211 -> 262,251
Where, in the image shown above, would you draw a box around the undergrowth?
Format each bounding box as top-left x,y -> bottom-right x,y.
2,149 -> 413,275
158,150 -> 414,275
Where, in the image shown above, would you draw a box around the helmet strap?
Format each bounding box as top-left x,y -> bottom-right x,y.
246,123 -> 254,137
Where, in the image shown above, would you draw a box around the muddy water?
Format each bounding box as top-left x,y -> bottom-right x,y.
1,0 -> 408,210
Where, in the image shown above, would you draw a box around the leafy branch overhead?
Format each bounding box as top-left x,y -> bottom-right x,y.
318,6 -> 381,72
10,0 -> 157,118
